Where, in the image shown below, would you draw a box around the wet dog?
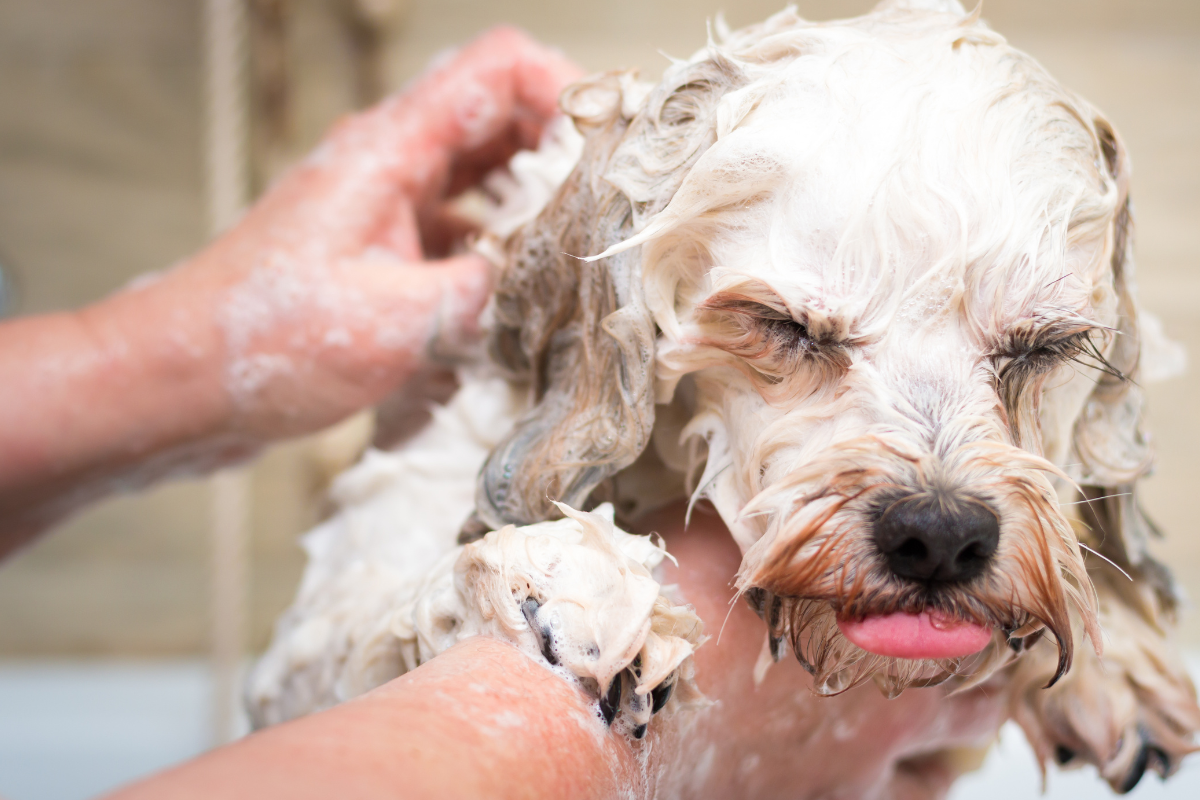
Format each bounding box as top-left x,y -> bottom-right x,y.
252,1 -> 1199,792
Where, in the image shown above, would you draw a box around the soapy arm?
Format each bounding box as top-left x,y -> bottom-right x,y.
106,636 -> 644,800
0,28 -> 582,557
106,507 -> 1007,800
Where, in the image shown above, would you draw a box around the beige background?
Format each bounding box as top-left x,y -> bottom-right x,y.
0,0 -> 1197,656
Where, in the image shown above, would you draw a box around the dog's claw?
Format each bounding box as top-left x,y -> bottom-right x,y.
651,679 -> 674,714
745,588 -> 784,628
520,598 -> 558,666
747,588 -> 786,661
600,672 -> 622,726
766,594 -> 783,630
1145,745 -> 1171,780
1116,730 -> 1172,794
1118,743 -> 1151,794
745,587 -> 766,615
521,590 -> 686,736
769,634 -> 784,662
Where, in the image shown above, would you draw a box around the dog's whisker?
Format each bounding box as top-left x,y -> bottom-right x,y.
1061,492 -> 1131,506
716,585 -> 749,646
1078,542 -> 1133,582
686,461 -> 731,527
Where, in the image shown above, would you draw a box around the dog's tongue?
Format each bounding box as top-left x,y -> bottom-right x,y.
837,611 -> 993,660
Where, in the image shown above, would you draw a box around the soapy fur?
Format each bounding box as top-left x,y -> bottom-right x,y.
482,0 -> 1113,690
247,376 -> 524,725
248,375 -> 703,728
253,0 -> 1197,791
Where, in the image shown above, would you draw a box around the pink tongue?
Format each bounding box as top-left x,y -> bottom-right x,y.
837,611 -> 993,660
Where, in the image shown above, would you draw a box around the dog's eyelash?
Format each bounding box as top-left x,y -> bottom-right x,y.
1065,333 -> 1126,382
996,329 -> 1124,383
761,317 -> 819,354
994,327 -> 1125,450
726,311 -> 819,365
696,296 -> 849,386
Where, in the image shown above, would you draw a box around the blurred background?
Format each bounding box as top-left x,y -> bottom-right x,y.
0,0 -> 1197,798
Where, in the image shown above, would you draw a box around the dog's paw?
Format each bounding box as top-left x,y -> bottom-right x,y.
409,502 -> 705,736
519,593 -> 700,736
1010,572 -> 1200,793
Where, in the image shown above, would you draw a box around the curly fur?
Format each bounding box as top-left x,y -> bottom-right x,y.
254,0 -> 1198,791
469,0 -> 1198,783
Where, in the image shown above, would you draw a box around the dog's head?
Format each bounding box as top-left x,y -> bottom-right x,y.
473,1 -> 1163,695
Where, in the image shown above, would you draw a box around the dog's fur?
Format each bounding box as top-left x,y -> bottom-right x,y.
251,0 -> 1199,793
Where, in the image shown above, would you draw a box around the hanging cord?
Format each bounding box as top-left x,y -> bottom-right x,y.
204,0 -> 251,747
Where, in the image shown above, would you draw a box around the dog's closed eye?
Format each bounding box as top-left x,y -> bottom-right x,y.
993,326 -> 1122,384
697,292 -> 847,384
992,324 -> 1123,447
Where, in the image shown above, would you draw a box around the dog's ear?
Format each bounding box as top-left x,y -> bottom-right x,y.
469,65 -> 736,532
1070,119 -> 1179,616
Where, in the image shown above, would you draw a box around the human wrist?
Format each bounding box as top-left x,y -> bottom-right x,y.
75,264 -> 252,473
0,269 -> 248,552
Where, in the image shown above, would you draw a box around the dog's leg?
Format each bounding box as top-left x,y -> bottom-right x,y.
403,502 -> 705,736
1009,564 -> 1200,793
246,374 -> 527,727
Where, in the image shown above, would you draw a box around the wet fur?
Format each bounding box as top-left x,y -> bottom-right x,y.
251,0 -> 1198,792
472,0 -> 1198,787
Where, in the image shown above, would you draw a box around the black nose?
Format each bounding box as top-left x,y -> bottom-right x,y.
873,494 -> 1000,583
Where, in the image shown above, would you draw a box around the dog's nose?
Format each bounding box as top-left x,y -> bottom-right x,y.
873,494 -> 999,583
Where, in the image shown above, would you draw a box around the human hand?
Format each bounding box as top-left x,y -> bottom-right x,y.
164,27 -> 582,442
0,28 -> 581,552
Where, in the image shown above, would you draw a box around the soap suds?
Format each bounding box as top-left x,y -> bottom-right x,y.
246,374 -> 524,726
247,373 -> 703,730
429,502 -> 705,725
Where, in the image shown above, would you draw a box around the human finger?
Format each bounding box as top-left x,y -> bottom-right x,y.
371,25 -> 584,172
247,28 -> 581,261
354,251 -> 493,355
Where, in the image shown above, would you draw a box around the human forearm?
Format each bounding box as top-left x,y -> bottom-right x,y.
98,504 -> 1007,800
0,273 -> 238,555
0,29 -> 579,556
106,636 -> 643,800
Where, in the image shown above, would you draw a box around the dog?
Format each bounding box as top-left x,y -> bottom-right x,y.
248,1 -> 1200,794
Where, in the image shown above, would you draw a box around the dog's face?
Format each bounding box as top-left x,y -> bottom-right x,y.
478,2 -> 1155,695
631,18 -> 1127,694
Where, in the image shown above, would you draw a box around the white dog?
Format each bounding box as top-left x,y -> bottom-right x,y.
249,1 -> 1199,793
